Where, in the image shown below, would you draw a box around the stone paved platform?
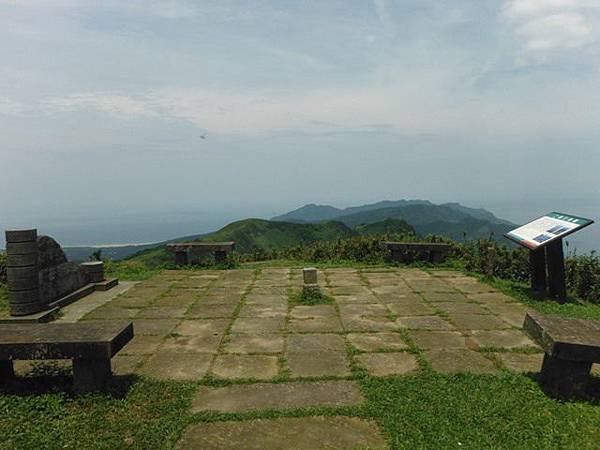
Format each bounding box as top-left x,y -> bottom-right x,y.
39,267 -> 598,448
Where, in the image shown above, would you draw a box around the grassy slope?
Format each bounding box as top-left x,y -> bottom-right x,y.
0,284 -> 8,314
130,219 -> 356,267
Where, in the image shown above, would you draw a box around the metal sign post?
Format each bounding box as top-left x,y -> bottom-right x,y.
505,212 -> 594,303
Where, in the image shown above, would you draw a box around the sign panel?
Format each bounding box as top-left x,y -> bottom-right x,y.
505,212 -> 594,250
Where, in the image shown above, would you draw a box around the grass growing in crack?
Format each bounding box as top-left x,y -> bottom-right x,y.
290,289 -> 334,306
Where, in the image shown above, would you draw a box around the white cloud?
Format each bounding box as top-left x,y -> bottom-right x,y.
503,0 -> 600,58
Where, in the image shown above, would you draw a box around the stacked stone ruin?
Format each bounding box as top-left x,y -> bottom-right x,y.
5,229 -> 107,316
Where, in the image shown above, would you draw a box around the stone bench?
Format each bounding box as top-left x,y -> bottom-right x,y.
384,242 -> 452,264
524,312 -> 600,397
0,321 -> 133,393
166,242 -> 235,266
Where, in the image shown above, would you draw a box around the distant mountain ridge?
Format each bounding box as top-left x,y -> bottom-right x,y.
272,200 -> 515,242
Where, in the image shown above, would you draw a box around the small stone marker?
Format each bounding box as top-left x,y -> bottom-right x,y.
303,267 -> 317,284
81,261 -> 105,283
302,267 -> 320,296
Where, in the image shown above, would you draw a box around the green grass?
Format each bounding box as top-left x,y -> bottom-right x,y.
1,372 -> 599,449
104,260 -> 162,281
289,288 -> 334,306
482,276 -> 600,320
361,372 -> 600,449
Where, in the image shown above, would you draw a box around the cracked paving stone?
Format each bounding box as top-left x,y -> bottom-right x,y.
347,332 -> 408,352
396,316 -> 455,330
356,352 -> 418,377
409,330 -> 467,349
225,333 -> 285,354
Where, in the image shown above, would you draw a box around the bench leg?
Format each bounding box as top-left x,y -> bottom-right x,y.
540,353 -> 592,398
0,360 -> 15,384
214,250 -> 226,264
73,358 -> 111,393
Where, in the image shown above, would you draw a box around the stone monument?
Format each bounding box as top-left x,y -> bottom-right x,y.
302,267 -> 320,296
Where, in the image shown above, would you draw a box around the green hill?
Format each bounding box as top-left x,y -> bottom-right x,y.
354,218 -> 415,237
273,201 -> 515,243
130,218 -> 356,267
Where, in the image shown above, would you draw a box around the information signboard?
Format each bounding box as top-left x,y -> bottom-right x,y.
505,212 -> 594,250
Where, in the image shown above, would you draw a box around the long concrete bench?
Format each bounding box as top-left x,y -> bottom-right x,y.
166,242 -> 235,265
384,241 -> 452,263
524,312 -> 600,397
0,321 -> 133,393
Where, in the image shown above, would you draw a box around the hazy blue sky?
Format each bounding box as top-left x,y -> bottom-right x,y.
1,1 -> 599,246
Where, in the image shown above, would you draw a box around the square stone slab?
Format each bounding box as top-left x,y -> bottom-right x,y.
342,316 -> 398,332
356,352 -> 418,377
132,319 -> 180,336
396,316 -> 455,330
186,303 -> 238,318
191,380 -> 364,413
160,335 -> 222,353
498,353 -> 543,373
231,317 -> 284,333
470,330 -> 538,349
290,305 -> 337,319
174,319 -> 229,337
287,334 -> 346,353
238,304 -> 287,318
409,331 -> 467,349
152,295 -> 197,308
386,302 -> 436,316
436,302 -> 491,315
449,314 -> 511,330
339,303 -> 389,317
225,333 -> 285,354
137,306 -> 188,319
421,292 -> 467,303
287,351 -> 351,378
112,355 -> 143,375
376,292 -> 422,303
139,352 -> 212,380
425,349 -> 498,374
83,306 -> 138,320
212,355 -> 279,380
347,332 -> 408,352
176,416 -> 388,450
288,317 -> 343,333
334,295 -> 379,304
120,335 -> 164,355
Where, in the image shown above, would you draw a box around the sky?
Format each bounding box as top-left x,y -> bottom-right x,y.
1,0 -> 599,247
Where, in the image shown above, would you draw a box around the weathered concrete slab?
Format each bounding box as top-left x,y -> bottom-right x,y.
396,316 -> 455,330
436,302 -> 491,315
288,317 -> 343,333
139,352 -> 212,380
421,292 -> 468,303
174,319 -> 229,337
339,303 -> 389,317
356,352 -> 418,376
225,333 -> 284,354
231,317 -> 284,334
386,301 -> 436,316
112,355 -> 143,375
137,306 -> 188,319
238,304 -> 287,318
176,416 -> 388,450
191,380 -> 364,413
342,316 -> 398,332
498,353 -> 543,373
186,303 -> 238,318
287,351 -> 351,378
409,331 -> 467,349
287,334 -> 346,353
120,335 -> 164,355
132,319 -> 179,336
470,330 -> 538,349
212,355 -> 279,380
347,332 -> 408,352
448,314 -> 511,330
290,305 -> 337,318
160,335 -> 221,354
425,349 -> 498,373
